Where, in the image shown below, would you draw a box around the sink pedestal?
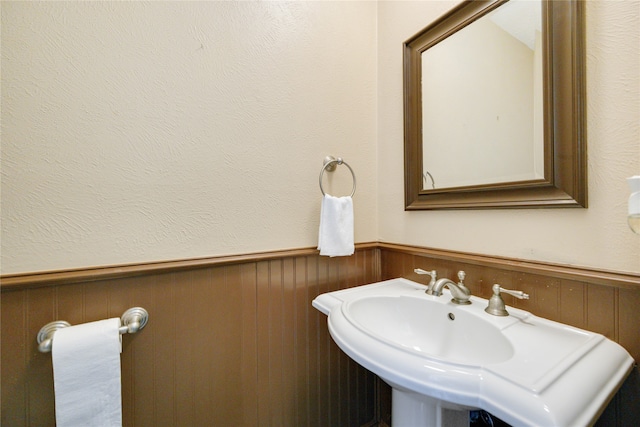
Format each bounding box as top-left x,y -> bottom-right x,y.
392,389 -> 471,427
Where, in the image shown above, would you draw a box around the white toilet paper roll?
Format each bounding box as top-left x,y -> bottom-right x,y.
52,318 -> 123,427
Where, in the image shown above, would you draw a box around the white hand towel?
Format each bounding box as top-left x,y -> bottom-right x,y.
317,194 -> 354,257
52,318 -> 123,427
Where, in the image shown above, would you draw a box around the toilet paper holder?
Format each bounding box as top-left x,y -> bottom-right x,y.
36,307 -> 149,353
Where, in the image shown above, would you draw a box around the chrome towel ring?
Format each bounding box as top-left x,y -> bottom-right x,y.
319,155 -> 356,197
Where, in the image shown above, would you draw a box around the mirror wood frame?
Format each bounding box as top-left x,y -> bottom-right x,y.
404,0 -> 586,210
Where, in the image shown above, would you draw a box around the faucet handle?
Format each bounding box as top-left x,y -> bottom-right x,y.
457,270 -> 466,283
414,268 -> 437,292
485,284 -> 529,316
414,268 -> 436,278
494,284 -> 529,300
414,268 -> 437,283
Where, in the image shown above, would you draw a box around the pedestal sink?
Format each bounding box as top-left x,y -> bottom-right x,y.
313,278 -> 634,427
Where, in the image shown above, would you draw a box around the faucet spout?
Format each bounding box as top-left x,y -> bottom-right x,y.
426,271 -> 471,305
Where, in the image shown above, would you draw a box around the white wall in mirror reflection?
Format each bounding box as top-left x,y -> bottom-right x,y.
421,0 -> 544,189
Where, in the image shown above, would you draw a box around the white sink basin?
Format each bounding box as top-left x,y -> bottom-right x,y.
346,295 -> 513,366
313,278 -> 634,427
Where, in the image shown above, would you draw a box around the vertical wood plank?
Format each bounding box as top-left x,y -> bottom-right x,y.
306,254 -> 323,427
526,275 -> 560,320
105,277 -> 135,426
214,265 -> 244,424
26,286 -> 56,427
327,259 -> 341,426
255,261 -> 271,427
268,260 -> 285,425
339,258 -> 352,425
368,248 -> 380,282
130,274 -> 157,427
294,256 -> 310,427
82,281 -> 110,323
559,280 -> 586,329
618,287 -> 640,361
55,283 -> 85,326
346,251 -> 358,287
173,271 -> 195,426
1,290 -> 27,427
198,268 -> 219,425
240,262 -> 259,426
194,266 -> 240,425
117,277 -> 136,427
381,249 -> 404,279
353,248 -> 366,286
316,255 -> 331,427
281,257 -> 296,426
105,278 -> 131,320
349,356 -> 361,426
586,284 -> 617,340
339,348 -> 352,425
152,273 -> 176,427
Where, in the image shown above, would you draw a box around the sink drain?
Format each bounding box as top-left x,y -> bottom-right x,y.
448,313 -> 455,321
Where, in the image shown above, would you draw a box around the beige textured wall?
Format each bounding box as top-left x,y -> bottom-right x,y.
377,0 -> 640,274
3,1 -> 639,276
1,1 -> 378,274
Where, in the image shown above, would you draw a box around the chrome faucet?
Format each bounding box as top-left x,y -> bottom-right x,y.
426,271 -> 471,305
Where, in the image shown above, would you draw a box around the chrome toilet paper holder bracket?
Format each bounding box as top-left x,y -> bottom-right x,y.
36,307 -> 149,353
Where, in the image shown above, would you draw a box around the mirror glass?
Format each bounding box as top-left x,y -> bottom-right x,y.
421,0 -> 543,190
404,0 -> 587,210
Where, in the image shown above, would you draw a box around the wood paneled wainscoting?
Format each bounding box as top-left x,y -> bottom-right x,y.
1,246 -> 382,427
2,243 -> 639,426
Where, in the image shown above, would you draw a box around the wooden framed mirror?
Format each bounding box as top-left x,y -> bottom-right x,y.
404,0 -> 586,210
